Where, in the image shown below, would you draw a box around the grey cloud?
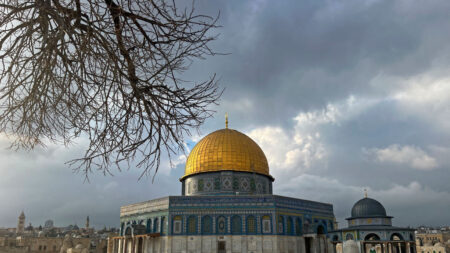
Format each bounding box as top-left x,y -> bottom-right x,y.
2,0 -> 450,229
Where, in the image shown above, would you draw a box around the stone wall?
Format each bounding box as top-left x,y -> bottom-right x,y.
111,235 -> 334,253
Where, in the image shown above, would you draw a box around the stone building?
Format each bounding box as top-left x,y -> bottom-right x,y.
0,235 -> 108,253
416,231 -> 450,253
329,194 -> 416,253
416,232 -> 450,247
110,123 -> 337,253
16,212 -> 25,235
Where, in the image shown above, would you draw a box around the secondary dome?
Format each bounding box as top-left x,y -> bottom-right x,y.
351,197 -> 387,218
182,128 -> 272,180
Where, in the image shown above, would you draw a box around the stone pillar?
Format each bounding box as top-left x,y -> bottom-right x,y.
149,237 -> 153,253
335,243 -> 343,253
298,237 -> 306,253
406,243 -> 411,253
117,239 -> 122,253
311,236 -> 318,253
198,215 -> 202,235
343,240 -> 358,253
327,238 -> 334,253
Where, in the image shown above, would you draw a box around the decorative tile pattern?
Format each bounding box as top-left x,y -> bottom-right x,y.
240,177 -> 250,192
204,178 -> 213,192
256,182 -> 263,193
222,176 -> 232,190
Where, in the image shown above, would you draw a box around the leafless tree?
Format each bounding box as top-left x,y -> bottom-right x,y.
0,0 -> 221,179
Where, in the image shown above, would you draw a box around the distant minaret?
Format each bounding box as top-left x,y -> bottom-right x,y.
85,216 -> 90,229
17,211 -> 25,234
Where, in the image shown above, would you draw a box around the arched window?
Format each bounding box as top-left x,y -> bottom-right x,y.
153,218 -> 159,233
172,216 -> 182,234
202,216 -> 212,234
262,215 -> 271,234
217,216 -> 227,234
146,219 -> 152,233
390,233 -> 404,241
231,216 -> 242,235
346,233 -> 354,240
295,218 -> 302,235
187,216 -> 197,234
277,215 -> 284,234
161,217 -> 166,234
124,227 -> 132,236
287,217 -> 293,235
246,216 -> 256,234
365,234 -> 381,241
317,225 -> 325,234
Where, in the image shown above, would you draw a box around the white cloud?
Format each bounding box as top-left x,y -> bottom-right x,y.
393,75 -> 450,130
365,144 -> 438,170
247,125 -> 325,178
247,96 -> 377,178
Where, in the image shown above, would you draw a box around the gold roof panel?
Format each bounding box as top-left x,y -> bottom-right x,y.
182,128 -> 272,180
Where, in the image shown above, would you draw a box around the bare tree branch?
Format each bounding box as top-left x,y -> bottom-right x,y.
0,0 -> 222,179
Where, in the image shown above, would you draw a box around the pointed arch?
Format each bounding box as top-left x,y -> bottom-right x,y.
202,216 -> 212,234
246,215 -> 256,235
231,215 -> 242,235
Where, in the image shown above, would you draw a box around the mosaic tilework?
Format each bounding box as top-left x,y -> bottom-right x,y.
183,171 -> 273,196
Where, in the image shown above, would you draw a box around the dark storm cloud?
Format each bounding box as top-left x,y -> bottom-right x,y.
188,0 -> 450,128
1,0 -> 450,228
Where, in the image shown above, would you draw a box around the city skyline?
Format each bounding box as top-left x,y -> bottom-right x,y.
1,0 -> 450,229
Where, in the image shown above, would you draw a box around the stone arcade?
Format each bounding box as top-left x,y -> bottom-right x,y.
109,123 -> 337,253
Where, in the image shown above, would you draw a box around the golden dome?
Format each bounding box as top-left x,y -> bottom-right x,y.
182,128 -> 272,180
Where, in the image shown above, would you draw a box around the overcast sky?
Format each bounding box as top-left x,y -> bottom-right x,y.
2,0 -> 450,229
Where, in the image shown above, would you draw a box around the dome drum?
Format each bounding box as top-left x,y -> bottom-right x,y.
181,170 -> 273,196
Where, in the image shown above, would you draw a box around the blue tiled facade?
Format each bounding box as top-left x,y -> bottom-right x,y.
119,195 -> 335,237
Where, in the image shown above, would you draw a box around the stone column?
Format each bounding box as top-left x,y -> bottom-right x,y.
117,239 -> 122,253
311,236 -> 318,253
406,243 -> 411,253
198,215 -> 202,235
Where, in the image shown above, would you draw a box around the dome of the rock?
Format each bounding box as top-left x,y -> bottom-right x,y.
182,128 -> 272,180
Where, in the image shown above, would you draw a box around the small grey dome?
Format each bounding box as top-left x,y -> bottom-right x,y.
351,197 -> 387,218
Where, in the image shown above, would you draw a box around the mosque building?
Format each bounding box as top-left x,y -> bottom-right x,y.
328,193 -> 416,253
109,119 -> 336,253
